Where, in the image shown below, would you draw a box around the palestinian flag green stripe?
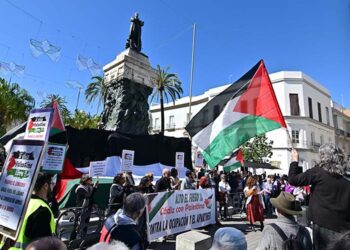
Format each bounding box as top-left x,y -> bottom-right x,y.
223,162 -> 241,173
148,191 -> 174,222
203,115 -> 281,168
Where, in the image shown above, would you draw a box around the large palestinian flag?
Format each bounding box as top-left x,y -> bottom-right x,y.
186,60 -> 286,169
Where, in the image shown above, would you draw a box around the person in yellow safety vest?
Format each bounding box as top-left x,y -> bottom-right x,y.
0,173 -> 56,250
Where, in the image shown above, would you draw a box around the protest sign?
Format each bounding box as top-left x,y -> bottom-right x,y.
41,143 -> 66,173
195,151 -> 204,168
89,161 -> 107,177
24,108 -> 53,141
146,188 -> 216,241
0,140 -> 45,239
175,152 -> 185,169
121,150 -> 134,172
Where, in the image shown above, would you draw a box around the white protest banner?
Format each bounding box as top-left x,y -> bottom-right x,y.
89,161 -> 107,177
121,150 -> 134,172
0,140 -> 45,239
175,152 -> 184,169
195,151 -> 204,168
146,188 -> 216,241
24,108 -> 53,141
41,143 -> 66,173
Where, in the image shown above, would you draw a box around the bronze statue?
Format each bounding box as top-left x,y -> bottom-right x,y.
126,13 -> 144,52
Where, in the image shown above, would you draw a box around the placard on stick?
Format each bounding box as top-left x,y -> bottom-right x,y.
0,140 -> 45,240
89,161 -> 107,177
41,143 -> 66,173
175,152 -> 185,169
121,150 -> 135,172
24,108 -> 53,142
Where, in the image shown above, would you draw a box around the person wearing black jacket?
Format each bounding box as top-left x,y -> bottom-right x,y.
75,175 -> 99,237
288,144 -> 350,250
107,173 -> 125,216
155,168 -> 171,192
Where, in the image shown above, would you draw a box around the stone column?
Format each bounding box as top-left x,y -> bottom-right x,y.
101,48 -> 156,135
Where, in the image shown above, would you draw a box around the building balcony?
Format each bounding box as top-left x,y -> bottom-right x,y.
151,125 -> 161,132
336,129 -> 346,136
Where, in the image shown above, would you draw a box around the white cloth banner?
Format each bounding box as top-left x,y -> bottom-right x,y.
146,188 -> 216,241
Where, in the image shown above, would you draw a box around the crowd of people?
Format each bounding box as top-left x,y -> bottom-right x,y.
0,143 -> 349,250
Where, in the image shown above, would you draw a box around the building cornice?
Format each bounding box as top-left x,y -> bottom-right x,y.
150,97 -> 209,112
284,115 -> 335,131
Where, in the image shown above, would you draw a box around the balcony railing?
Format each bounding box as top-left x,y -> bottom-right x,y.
336,129 -> 346,136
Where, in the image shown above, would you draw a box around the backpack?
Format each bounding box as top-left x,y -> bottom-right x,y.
270,223 -> 305,250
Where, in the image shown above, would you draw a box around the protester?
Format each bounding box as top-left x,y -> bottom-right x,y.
288,144 -> 350,250
88,241 -> 129,250
210,227 -> 247,250
25,236 -> 67,250
244,176 -> 264,231
75,174 -> 99,236
99,193 -> 147,249
75,175 -> 99,208
0,173 -> 56,249
218,174 -> 231,221
180,170 -> 196,190
138,176 -> 154,194
107,173 -> 125,216
262,175 -> 273,217
170,168 -> 181,190
123,172 -> 136,196
328,231 -> 350,250
155,168 -> 171,192
256,192 -> 312,250
198,176 -> 210,189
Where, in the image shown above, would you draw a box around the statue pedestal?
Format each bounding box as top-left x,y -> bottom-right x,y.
101,49 -> 156,135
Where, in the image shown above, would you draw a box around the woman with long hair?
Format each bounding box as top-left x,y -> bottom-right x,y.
244,176 -> 265,231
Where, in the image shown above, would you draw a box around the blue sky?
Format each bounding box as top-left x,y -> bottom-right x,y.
0,0 -> 349,114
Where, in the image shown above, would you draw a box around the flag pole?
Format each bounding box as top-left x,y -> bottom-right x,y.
188,23 -> 196,123
285,128 -> 295,150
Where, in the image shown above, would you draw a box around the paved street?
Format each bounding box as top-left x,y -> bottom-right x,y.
148,215 -> 276,250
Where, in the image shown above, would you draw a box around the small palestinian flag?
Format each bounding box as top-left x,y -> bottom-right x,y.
186,60 -> 286,169
222,149 -> 244,173
50,101 -> 65,136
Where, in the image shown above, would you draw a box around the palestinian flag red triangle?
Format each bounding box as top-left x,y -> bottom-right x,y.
50,101 -> 66,136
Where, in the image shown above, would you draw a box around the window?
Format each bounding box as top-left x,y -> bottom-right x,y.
213,105 -> 221,119
308,97 -> 313,119
333,115 -> 338,129
202,109 -> 209,123
154,118 -> 159,129
292,130 -> 300,144
289,94 -> 300,116
317,102 -> 322,122
320,135 -> 324,145
311,132 -> 315,145
328,137 -> 332,143
326,107 -> 330,126
169,115 -> 174,126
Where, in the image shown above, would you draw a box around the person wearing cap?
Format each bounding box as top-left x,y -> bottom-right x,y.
180,170 -> 196,190
288,144 -> 350,250
256,191 -> 312,250
210,227 -> 247,250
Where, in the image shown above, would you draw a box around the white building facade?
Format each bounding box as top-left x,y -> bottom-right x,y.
150,71 -> 347,174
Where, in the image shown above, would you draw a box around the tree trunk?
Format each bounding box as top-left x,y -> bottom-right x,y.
160,90 -> 165,134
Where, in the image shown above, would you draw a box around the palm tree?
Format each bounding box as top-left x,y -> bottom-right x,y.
150,65 -> 183,133
85,76 -> 107,114
0,78 -> 35,135
65,110 -> 100,129
40,94 -> 70,122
